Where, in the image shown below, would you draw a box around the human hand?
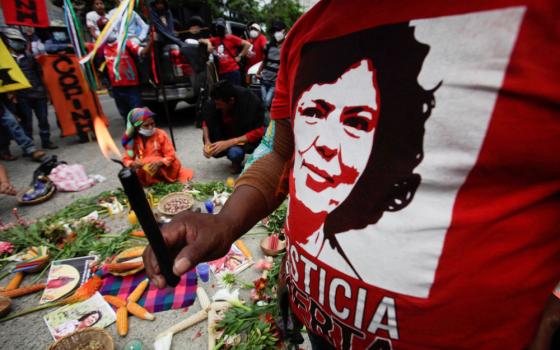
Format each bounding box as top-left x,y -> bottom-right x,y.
234,56 -> 241,63
147,162 -> 160,174
142,210 -> 237,288
529,294 -> 560,350
0,181 -> 16,196
203,143 -> 214,158
211,139 -> 236,155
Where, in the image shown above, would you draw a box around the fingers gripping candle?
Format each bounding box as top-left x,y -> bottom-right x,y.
118,167 -> 180,287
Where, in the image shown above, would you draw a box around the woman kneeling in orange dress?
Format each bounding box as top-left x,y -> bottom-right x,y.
122,107 -> 193,187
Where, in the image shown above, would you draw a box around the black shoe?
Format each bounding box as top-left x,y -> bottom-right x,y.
42,142 -> 59,150
229,162 -> 243,174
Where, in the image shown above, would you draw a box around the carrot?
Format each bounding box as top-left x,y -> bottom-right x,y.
105,261 -> 144,272
129,231 -> 145,238
116,306 -> 128,336
103,295 -> 127,308
118,247 -> 146,260
127,302 -> 155,321
5,272 -> 24,291
127,279 -> 149,303
0,283 -> 46,298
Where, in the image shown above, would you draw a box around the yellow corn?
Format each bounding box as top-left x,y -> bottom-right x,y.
103,295 -> 127,308
127,302 -> 155,321
116,306 -> 128,336
127,278 -> 149,303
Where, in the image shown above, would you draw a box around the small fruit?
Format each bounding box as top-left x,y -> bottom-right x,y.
226,177 -> 235,188
128,211 -> 138,225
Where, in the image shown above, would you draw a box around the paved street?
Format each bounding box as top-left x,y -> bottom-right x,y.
0,94 -> 235,223
0,94 -> 306,349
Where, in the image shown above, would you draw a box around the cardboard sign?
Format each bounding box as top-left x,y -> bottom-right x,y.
0,38 -> 31,93
1,0 -> 50,27
37,54 -> 108,137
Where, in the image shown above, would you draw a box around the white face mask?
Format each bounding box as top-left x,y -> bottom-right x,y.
139,128 -> 155,137
249,30 -> 259,39
274,31 -> 285,42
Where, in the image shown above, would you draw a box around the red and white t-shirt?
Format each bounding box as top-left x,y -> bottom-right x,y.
103,40 -> 144,87
246,34 -> 267,70
210,35 -> 243,74
271,0 -> 560,349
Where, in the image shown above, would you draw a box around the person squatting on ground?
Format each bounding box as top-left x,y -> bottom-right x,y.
2,27 -> 57,150
199,18 -> 251,86
143,1 -> 560,349
201,80 -> 265,174
122,107 -> 193,187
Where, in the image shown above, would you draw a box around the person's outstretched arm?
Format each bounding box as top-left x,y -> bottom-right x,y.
143,119 -> 293,288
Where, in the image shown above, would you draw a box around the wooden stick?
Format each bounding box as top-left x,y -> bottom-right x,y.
156,309 -> 208,339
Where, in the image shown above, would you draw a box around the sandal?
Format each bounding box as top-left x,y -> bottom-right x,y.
30,150 -> 46,162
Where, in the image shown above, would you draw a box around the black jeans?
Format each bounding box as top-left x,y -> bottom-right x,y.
17,96 -> 50,145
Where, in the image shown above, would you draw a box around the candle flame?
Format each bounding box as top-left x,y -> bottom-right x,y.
94,117 -> 121,160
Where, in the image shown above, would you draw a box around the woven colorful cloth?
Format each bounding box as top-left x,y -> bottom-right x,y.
100,270 -> 197,313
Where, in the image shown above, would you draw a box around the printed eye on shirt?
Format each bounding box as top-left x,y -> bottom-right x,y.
278,4 -> 560,349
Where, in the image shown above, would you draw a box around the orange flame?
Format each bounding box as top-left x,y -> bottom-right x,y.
94,116 -> 121,160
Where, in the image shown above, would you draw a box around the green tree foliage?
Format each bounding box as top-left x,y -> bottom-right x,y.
207,0 -> 303,28
261,0 -> 303,29
207,0 -> 261,23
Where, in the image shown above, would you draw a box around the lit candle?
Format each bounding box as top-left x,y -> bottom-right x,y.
118,167 -> 180,287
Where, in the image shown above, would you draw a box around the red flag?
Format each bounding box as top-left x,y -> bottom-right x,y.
1,0 -> 50,27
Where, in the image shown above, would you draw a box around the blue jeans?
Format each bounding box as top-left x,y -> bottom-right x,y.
112,86 -> 142,120
0,103 -> 36,155
17,97 -> 51,144
226,146 -> 245,165
260,81 -> 275,110
220,70 -> 242,86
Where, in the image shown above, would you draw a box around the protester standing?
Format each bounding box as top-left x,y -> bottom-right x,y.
103,33 -> 150,121
199,18 -> 250,86
256,21 -> 286,115
245,22 -> 267,71
0,99 -> 45,162
86,0 -> 107,40
2,28 -> 57,150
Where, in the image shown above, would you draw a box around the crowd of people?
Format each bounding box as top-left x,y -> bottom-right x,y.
0,0 -> 287,195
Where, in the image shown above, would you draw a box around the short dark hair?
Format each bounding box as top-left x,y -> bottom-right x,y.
210,80 -> 237,101
292,22 -> 441,240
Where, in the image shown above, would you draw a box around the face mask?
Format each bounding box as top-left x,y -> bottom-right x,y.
274,31 -> 285,42
52,32 -> 67,42
139,128 -> 155,137
249,30 -> 259,39
7,39 -> 26,51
